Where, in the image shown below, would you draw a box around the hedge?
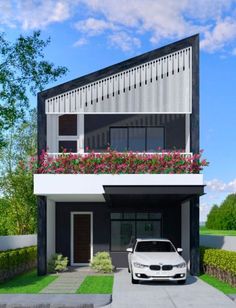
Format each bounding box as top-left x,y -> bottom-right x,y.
0,246 -> 37,282
200,247 -> 236,287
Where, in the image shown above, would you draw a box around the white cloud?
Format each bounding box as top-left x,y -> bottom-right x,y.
206,178 -> 236,192
200,18 -> 236,52
73,37 -> 88,47
1,0 -> 236,53
109,32 -> 141,52
75,18 -> 116,36
0,0 -> 72,30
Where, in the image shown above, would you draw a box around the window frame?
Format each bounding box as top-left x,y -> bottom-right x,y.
109,126 -> 165,152
110,212 -> 163,252
57,115 -> 80,153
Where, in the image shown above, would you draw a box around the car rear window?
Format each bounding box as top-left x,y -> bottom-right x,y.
135,241 -> 175,252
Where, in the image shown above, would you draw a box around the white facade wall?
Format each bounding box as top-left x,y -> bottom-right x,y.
0,234 -> 37,251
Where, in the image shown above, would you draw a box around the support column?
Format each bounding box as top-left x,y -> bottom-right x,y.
190,196 -> 200,275
37,196 -> 47,276
181,201 -> 190,269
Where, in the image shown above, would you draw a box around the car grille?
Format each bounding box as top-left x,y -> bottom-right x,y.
149,265 -> 173,271
162,265 -> 173,271
150,265 -> 161,270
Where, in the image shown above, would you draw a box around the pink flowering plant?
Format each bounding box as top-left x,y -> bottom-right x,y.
34,149 -> 208,174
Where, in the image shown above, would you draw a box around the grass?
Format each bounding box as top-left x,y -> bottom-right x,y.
77,276 -> 114,294
200,226 -> 236,236
0,270 -> 57,294
200,274 -> 236,294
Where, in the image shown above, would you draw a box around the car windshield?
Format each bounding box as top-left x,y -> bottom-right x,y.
135,241 -> 176,252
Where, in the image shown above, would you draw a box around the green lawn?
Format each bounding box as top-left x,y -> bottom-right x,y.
200,274 -> 236,294
0,270 -> 57,294
77,276 -> 114,294
200,226 -> 236,236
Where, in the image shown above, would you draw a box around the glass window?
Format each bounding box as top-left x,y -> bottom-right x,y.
149,213 -> 162,219
147,127 -> 164,151
110,128 -> 128,151
59,141 -> 77,153
59,115 -> 77,136
136,221 -> 161,238
111,213 -> 122,219
123,213 -> 135,219
110,212 -> 162,251
136,213 -> 149,219
129,128 -> 145,151
111,221 -> 135,251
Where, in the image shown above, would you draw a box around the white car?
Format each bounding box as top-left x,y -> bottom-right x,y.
127,238 -> 187,284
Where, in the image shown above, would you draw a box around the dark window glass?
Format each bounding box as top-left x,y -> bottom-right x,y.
110,128 -> 128,151
135,241 -> 175,252
59,115 -> 77,136
147,127 -> 164,151
111,213 -> 122,219
129,128 -> 145,151
123,213 -> 135,219
110,212 -> 162,251
111,221 -> 135,251
59,141 -> 77,153
136,221 -> 161,238
136,213 -> 149,219
149,213 -> 162,219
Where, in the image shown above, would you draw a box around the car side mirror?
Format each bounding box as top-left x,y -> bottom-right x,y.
126,247 -> 133,253
177,248 -> 183,253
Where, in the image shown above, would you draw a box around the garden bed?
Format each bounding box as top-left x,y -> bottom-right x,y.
77,276 -> 114,294
0,270 -> 57,294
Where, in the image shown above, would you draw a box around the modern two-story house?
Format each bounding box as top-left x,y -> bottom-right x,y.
34,34 -> 205,276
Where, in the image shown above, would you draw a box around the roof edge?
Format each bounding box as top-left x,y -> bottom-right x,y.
39,34 -> 199,100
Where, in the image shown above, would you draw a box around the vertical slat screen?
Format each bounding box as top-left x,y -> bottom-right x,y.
46,47 -> 192,114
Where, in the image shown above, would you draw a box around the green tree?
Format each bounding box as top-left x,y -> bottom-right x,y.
218,194 -> 236,230
0,31 -> 67,149
206,204 -> 220,229
0,164 -> 36,235
206,194 -> 236,230
0,108 -> 37,176
0,110 -> 37,235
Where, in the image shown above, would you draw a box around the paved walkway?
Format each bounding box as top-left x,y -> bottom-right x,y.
40,267 -> 90,294
107,269 -> 236,308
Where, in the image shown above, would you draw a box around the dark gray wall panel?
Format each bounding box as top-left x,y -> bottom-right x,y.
37,196 -> 47,275
84,114 -> 185,152
56,199 -> 181,268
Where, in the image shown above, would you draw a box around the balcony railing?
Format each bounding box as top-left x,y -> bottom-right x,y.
35,150 -> 208,174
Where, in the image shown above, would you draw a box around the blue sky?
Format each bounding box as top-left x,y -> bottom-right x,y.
1,0 -> 236,221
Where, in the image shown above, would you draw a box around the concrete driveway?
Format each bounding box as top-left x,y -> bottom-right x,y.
108,269 -> 236,308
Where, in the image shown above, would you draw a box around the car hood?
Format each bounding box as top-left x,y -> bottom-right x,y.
132,252 -> 185,265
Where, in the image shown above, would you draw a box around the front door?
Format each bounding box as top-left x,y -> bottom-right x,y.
73,213 -> 91,264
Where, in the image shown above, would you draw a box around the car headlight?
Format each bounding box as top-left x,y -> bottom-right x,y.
133,262 -> 149,269
175,262 -> 186,268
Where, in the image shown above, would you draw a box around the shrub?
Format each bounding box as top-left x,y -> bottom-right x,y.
200,247 -> 236,287
0,246 -> 37,281
35,149 -> 209,175
47,254 -> 68,273
90,252 -> 114,273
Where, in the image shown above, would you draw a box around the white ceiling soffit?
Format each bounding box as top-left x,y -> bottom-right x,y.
45,47 -> 192,114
